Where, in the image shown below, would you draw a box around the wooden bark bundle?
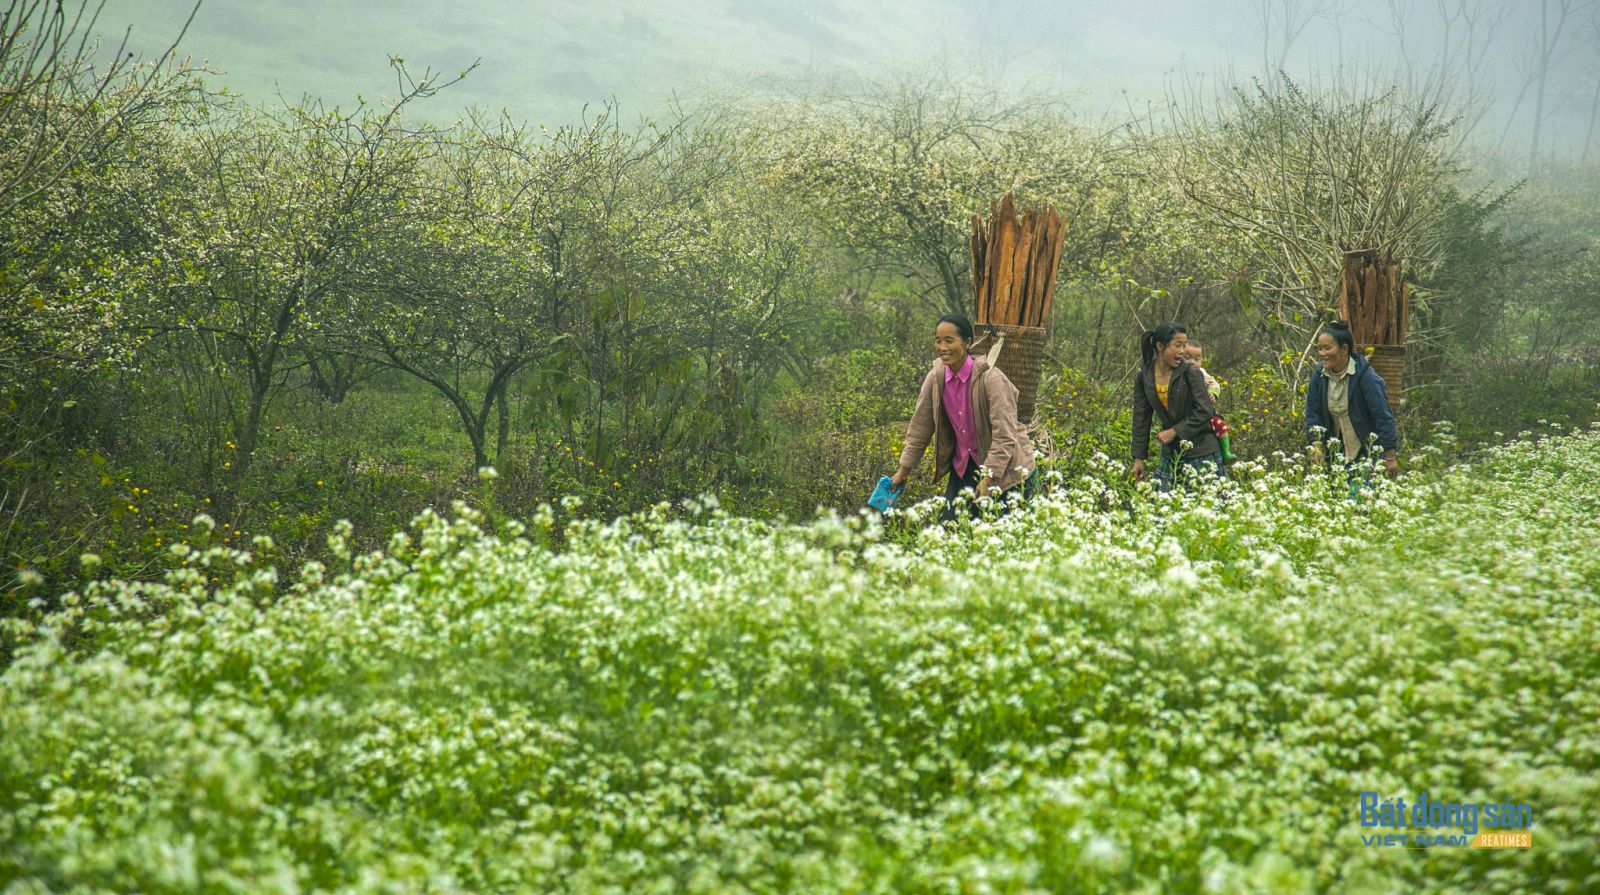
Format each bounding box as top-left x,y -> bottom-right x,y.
964,194 -> 1063,423
1338,249 -> 1409,346
969,193 -> 1065,328
1337,248 -> 1409,395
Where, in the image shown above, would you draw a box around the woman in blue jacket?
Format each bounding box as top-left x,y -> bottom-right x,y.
1305,319 -> 1400,478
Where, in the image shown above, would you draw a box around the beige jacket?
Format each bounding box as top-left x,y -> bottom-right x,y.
898,357 -> 1035,491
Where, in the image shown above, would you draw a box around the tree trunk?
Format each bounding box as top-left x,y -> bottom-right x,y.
1529,1 -> 1551,173
221,370 -> 271,517
933,251 -> 966,316
224,292 -> 300,512
468,428 -> 489,471
496,388 -> 510,467
1583,74 -> 1600,164
1091,300 -> 1108,378
308,354 -> 363,403
309,356 -> 335,403
381,346 -> 493,471
1528,0 -> 1578,174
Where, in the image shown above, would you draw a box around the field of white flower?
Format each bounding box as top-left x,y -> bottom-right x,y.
3,426 -> 1598,894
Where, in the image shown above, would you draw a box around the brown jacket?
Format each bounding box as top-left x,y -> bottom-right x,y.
1132,361 -> 1221,460
898,357 -> 1035,491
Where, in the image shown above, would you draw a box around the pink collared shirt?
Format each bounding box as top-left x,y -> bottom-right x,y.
942,355 -> 979,477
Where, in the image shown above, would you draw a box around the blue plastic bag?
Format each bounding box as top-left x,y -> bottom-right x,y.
868,475 -> 904,512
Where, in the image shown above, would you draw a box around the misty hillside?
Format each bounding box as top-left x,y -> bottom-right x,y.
112,0 -> 1600,157
115,0 -> 1002,121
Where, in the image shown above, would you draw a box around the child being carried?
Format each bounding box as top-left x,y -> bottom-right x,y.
1187,339 -> 1233,463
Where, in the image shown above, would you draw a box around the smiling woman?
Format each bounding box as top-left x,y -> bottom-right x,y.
1131,322 -> 1223,492
891,313 -> 1035,520
1306,319 -> 1400,483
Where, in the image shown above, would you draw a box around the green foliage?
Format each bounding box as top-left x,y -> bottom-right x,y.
1434,164 -> 1600,445
1169,76 -> 1509,390
5,428 -> 1599,892
1216,364 -> 1311,460
4,48 -> 1599,667
761,71 -> 1122,316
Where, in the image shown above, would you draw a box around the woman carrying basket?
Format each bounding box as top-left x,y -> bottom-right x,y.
1305,319 -> 1400,486
891,314 -> 1035,521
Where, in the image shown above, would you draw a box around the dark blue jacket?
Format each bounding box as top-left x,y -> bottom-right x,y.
1304,355 -> 1400,456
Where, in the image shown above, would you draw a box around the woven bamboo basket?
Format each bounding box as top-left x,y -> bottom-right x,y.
1365,345 -> 1404,400
972,323 -> 1047,423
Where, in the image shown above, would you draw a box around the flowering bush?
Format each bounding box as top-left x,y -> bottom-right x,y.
2,427 -> 1598,893
1034,363 -> 1133,472
1223,364 -> 1315,460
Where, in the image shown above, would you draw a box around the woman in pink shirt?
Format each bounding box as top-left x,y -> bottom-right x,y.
891,314 -> 1036,521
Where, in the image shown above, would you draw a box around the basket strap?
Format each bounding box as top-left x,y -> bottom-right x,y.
985,332 -> 1006,367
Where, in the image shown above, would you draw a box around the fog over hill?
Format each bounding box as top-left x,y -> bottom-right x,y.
114,0 -> 1600,166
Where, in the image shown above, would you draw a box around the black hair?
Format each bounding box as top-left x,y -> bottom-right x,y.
1318,319 -> 1354,354
1187,339 -> 1203,351
1140,322 -> 1188,369
935,313 -> 974,343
